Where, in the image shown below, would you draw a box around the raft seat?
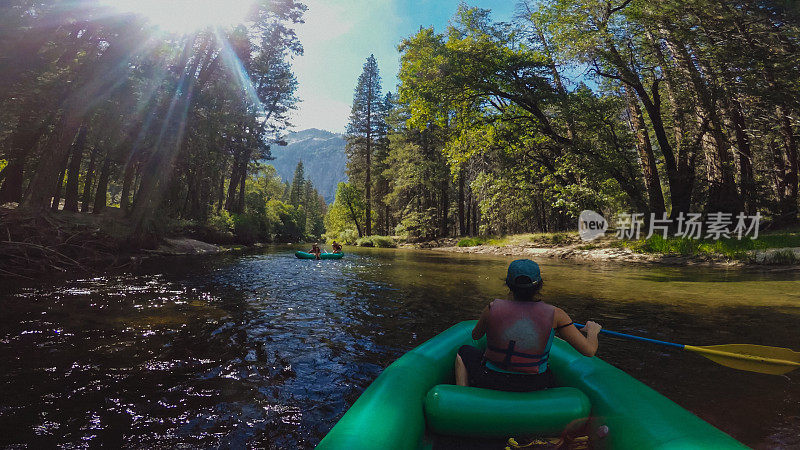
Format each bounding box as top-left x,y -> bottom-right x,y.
423,384 -> 591,438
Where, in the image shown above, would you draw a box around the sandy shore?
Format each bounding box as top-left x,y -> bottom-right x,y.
409,239 -> 800,268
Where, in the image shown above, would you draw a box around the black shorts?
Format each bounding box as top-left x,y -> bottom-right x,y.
457,345 -> 553,392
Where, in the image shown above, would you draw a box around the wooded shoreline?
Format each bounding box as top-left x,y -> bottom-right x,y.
2,211 -> 797,281
0,206 -> 251,280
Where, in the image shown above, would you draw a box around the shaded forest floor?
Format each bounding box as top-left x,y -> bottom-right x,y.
423,231 -> 800,267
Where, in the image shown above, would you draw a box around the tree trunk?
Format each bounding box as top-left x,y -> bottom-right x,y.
81,147 -> 97,213
471,199 -> 479,236
237,158 -> 247,213
131,163 -> 144,209
385,204 -> 390,236
226,149 -> 244,212
539,193 -> 548,232
346,198 -> 363,237
236,146 -> 252,213
458,169 -> 466,236
216,170 -> 225,211
93,155 -> 111,214
50,150 -> 71,211
645,28 -> 704,218
22,28 -> 136,211
623,86 -> 665,213
769,141 -> 785,202
119,158 -> 137,213
0,156 -> 25,204
439,178 -> 449,237
777,105 -> 799,222
196,165 -> 212,220
646,30 -> 686,154
24,112 -> 81,211
465,190 -> 472,236
365,118 -> 372,237
601,36 -> 689,217
726,96 -> 755,213
63,125 -> 88,212
666,35 -> 740,213
0,114 -> 48,204
725,4 -> 797,220
130,36 -> 208,238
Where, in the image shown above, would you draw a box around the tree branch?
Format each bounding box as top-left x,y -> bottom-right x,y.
609,0 -> 633,15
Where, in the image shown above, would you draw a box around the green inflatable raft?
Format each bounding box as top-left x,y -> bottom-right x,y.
295,251 -> 344,260
317,320 -> 747,450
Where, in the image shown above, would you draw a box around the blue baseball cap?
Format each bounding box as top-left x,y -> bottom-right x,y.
506,259 -> 542,288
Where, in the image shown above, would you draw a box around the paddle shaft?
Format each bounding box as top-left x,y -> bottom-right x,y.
574,323 -> 800,375
574,323 -> 685,349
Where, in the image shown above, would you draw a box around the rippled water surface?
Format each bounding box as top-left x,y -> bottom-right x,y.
1,247 -> 799,448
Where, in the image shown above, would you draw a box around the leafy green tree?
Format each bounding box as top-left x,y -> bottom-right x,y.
324,182 -> 365,239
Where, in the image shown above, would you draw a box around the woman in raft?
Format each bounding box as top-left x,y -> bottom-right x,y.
455,259 -> 602,392
309,243 -> 322,260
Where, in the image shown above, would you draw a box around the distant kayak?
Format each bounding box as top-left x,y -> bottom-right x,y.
295,251 -> 344,260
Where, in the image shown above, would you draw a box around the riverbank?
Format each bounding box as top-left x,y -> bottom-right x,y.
412,232 -> 800,267
0,205 -> 271,279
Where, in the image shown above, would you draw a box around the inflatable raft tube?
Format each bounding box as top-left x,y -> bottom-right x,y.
316,320 -> 746,450
425,384 -> 591,437
295,251 -> 344,259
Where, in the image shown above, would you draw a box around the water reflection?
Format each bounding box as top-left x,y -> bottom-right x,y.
0,247 -> 798,448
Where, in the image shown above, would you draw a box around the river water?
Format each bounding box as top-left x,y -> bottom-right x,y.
1,247 -> 798,448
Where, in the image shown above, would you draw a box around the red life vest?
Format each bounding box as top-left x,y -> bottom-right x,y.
483,299 -> 555,374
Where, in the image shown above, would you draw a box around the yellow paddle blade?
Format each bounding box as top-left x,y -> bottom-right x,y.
684,344 -> 800,375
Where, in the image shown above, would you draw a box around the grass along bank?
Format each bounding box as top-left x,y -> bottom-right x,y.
614,232 -> 800,264
323,228 -> 399,248
354,235 -> 397,248
456,232 -> 579,248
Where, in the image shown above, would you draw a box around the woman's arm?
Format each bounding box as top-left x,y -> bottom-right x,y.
553,307 -> 601,357
472,306 -> 490,340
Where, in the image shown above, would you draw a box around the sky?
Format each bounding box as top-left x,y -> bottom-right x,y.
288,0 -> 518,134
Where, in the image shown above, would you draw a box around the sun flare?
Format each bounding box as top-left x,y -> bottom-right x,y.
101,0 -> 256,34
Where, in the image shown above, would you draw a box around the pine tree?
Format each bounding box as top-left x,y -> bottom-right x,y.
303,180 -> 326,238
282,181 -> 291,203
345,54 -> 385,236
289,160 -> 305,206
373,92 -> 394,234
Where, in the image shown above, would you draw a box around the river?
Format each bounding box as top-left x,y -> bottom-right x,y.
0,247 -> 798,448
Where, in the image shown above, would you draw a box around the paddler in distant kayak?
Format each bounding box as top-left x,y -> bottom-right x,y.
309,243 -> 322,260
455,259 -> 602,392
331,241 -> 342,253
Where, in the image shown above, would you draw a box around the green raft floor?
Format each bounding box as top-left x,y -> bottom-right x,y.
430,435 -> 508,450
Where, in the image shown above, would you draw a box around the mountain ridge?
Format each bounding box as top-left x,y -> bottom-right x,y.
266,128 -> 348,203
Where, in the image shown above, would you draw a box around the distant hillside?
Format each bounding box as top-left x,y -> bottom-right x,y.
267,128 -> 347,203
